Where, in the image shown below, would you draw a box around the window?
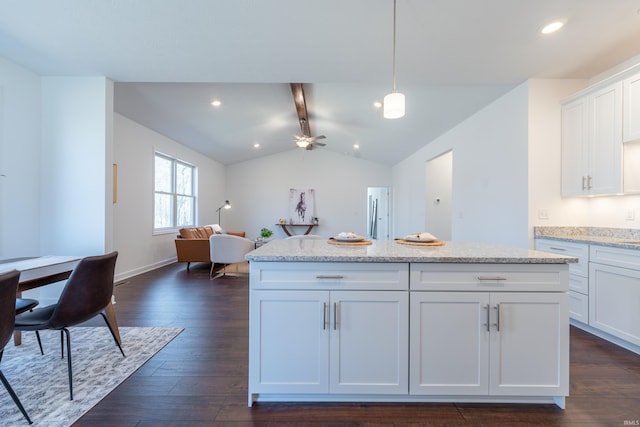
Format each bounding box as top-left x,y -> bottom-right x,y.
154,152 -> 196,231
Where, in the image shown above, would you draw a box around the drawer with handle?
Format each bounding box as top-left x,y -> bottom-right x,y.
410,263 -> 569,292
535,239 -> 588,277
250,261 -> 409,290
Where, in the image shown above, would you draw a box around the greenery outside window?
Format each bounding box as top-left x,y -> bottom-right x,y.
154,152 -> 196,231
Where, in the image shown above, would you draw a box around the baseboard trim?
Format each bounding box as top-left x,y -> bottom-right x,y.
115,257 -> 177,282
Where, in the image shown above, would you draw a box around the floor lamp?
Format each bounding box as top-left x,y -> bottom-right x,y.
216,200 -> 231,225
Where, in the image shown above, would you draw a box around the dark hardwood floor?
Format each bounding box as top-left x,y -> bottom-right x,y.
75,262 -> 640,426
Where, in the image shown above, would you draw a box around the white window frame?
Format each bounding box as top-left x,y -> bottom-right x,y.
153,151 -> 197,233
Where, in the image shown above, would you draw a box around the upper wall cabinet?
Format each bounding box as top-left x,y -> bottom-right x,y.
561,82 -> 623,196
561,97 -> 588,196
623,73 -> 640,142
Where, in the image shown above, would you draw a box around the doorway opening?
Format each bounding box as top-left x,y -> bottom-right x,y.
367,187 -> 390,240
425,150 -> 452,240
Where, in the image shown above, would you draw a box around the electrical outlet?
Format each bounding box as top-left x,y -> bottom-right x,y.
625,208 -> 635,221
538,209 -> 549,220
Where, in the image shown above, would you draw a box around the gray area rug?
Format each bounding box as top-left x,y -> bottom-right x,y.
1,326 -> 183,426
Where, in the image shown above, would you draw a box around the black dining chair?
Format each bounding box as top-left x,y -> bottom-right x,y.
15,298 -> 39,315
0,270 -> 33,424
15,251 -> 124,400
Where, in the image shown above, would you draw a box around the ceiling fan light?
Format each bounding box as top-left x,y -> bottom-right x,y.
541,19 -> 566,35
296,139 -> 309,148
383,92 -> 405,119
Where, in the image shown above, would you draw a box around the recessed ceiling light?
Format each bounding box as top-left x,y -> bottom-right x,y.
253,143 -> 260,148
373,101 -> 382,109
541,19 -> 566,35
353,144 -> 360,149
211,100 -> 222,107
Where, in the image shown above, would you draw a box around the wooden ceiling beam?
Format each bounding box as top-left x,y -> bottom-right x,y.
290,83 -> 311,136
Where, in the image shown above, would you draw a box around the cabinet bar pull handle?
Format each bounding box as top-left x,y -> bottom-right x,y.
587,175 -> 593,189
549,247 -> 567,251
323,302 -> 328,330
484,304 -> 490,332
582,176 -> 587,190
494,304 -> 501,332
477,276 -> 507,281
316,275 -> 344,279
333,302 -> 338,330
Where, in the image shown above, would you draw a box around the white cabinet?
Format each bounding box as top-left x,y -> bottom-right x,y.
249,261 -> 569,407
410,292 -> 489,395
535,239 -> 589,323
623,73 -> 640,192
561,97 -> 588,196
250,289 -> 408,395
410,266 -> 569,396
488,292 -> 568,397
249,290 -> 329,394
249,262 -> 409,398
329,291 -> 408,394
589,245 -> 640,347
623,73 -> 640,142
561,82 -> 623,196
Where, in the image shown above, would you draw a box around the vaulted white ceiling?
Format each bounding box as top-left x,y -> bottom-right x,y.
2,0 -> 640,165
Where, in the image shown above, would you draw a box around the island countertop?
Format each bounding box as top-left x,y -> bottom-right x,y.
245,239 -> 577,264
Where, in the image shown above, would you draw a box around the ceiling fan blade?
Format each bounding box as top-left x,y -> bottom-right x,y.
314,135 -> 327,140
313,142 -> 327,147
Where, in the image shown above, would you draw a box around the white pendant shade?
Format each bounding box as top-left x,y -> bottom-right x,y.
383,92 -> 405,119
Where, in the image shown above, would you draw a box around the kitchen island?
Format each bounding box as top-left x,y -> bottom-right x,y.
246,239 -> 575,408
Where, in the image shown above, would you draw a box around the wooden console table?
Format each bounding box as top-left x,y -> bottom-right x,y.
276,223 -> 317,237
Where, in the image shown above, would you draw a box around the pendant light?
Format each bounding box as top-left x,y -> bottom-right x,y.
384,0 -> 405,119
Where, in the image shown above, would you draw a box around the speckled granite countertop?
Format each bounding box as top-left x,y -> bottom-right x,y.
246,239 -> 576,264
535,226 -> 640,250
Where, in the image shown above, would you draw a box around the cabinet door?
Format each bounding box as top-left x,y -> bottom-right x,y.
249,290 -> 329,393
569,289 -> 589,324
330,291 -> 408,394
410,292 -> 490,395
589,262 -> 640,346
489,292 -> 569,396
588,82 -> 623,195
561,97 -> 589,196
623,73 -> 640,142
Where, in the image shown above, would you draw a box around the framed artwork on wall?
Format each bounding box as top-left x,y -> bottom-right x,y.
289,188 -> 315,224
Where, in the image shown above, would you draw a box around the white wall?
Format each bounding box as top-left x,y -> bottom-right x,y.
35,76 -> 114,304
113,113 -> 226,280
393,83 -> 530,248
0,58 -> 41,258
393,75 -> 640,252
226,149 -> 391,240
39,76 -> 113,256
584,195 -> 640,228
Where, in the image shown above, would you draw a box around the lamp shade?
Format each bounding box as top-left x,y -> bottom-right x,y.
383,92 -> 405,119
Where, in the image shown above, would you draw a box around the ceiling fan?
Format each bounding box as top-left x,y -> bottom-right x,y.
294,121 -> 326,150
290,83 -> 327,150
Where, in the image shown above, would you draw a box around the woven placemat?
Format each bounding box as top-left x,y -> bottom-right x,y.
328,238 -> 373,246
395,239 -> 445,246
